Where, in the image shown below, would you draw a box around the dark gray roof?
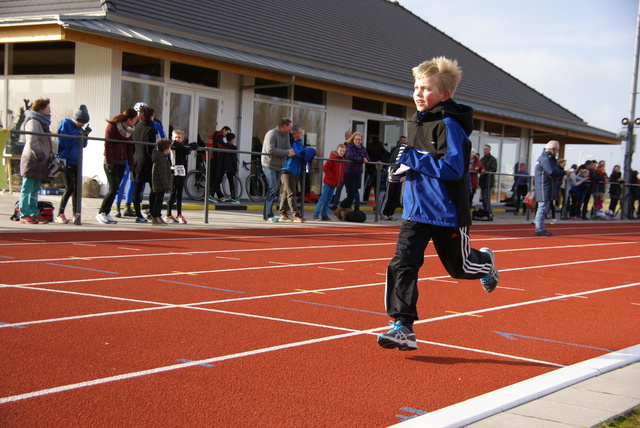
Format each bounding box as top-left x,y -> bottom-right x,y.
0,0 -> 617,140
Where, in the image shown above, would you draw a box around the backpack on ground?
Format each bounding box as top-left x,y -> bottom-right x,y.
472,209 -> 493,222
344,209 -> 366,223
10,200 -> 55,221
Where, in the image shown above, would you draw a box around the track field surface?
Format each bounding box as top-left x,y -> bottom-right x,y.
1,222 -> 639,427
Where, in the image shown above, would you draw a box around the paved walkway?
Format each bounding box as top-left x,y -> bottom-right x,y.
2,191 -> 639,427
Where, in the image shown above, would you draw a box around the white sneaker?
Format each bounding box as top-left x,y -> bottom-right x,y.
105,214 -> 117,224
96,213 -> 110,224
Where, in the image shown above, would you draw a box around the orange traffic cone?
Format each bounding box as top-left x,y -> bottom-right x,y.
367,189 -> 376,205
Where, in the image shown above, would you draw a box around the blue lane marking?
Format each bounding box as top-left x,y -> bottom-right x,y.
291,300 -> 387,316
157,279 -> 244,293
46,263 -> 119,275
176,359 -> 215,367
494,331 -> 614,351
0,322 -> 26,329
0,254 -> 15,259
396,407 -> 428,421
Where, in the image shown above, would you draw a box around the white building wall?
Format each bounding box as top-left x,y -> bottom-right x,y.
325,91 -> 352,154
74,43 -> 120,187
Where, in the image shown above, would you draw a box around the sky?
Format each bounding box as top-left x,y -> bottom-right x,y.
396,0 -> 640,171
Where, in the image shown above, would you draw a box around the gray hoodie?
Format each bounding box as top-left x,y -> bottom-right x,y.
261,126 -> 291,171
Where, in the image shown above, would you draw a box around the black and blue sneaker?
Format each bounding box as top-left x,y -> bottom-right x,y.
480,247 -> 499,293
377,320 -> 418,351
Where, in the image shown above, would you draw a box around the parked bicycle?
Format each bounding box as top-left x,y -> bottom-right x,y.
184,162 -> 242,202
243,158 -> 267,202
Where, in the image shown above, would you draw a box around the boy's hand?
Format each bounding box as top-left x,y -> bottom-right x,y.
388,143 -> 409,182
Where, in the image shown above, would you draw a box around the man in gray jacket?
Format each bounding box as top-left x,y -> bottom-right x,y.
261,117 -> 294,222
534,140 -> 567,236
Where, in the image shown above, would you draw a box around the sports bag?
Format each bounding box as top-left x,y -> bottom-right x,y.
344,209 -> 366,223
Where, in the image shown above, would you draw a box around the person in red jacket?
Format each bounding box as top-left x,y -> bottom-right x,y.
97,108 -> 137,224
313,143 -> 346,220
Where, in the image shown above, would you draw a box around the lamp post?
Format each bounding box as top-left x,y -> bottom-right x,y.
622,0 -> 640,219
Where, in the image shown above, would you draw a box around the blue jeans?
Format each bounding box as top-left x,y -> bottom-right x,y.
535,201 -> 551,232
19,177 -> 41,218
314,183 -> 336,217
263,166 -> 281,220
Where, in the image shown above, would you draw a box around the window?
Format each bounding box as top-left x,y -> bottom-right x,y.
122,52 -> 163,81
254,78 -> 289,101
0,44 -> 5,74
170,62 -> 219,88
293,85 -> 325,107
385,102 -> 405,118
352,97 -> 383,115
9,42 -> 75,75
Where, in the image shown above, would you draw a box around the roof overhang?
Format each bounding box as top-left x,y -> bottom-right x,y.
0,18 -> 621,146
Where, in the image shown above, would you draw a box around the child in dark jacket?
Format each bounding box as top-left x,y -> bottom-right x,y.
314,143 -> 346,220
165,130 -> 197,223
151,138 -> 173,225
377,57 -> 499,352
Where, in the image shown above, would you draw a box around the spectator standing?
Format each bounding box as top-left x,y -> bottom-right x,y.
261,118 -> 294,222
512,162 -> 529,215
207,126 -> 232,203
165,129 -> 197,223
218,132 -> 239,203
131,106 -> 157,223
19,98 -> 53,224
608,165 -> 624,216
479,144 -> 497,213
279,124 -> 306,222
55,104 -> 91,224
330,130 -> 352,211
96,108 -> 137,224
378,57 -> 498,351
314,143 -> 346,220
533,140 -> 567,236
380,137 -> 407,220
468,148 -> 484,206
335,132 -> 369,220
150,138 -> 173,225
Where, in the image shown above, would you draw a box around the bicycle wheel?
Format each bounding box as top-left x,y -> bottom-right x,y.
184,170 -> 205,201
246,173 -> 266,202
220,173 -> 242,200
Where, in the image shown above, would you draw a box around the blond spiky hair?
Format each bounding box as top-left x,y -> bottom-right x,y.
412,56 -> 462,96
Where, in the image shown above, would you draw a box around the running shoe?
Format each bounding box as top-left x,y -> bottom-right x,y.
105,213 -> 118,224
279,215 -> 293,222
377,321 -> 418,351
73,214 -> 80,225
19,215 -> 38,224
35,214 -> 51,224
208,196 -> 219,203
266,217 -> 279,223
165,215 -> 179,223
135,216 -> 148,223
177,215 -> 187,224
55,214 -> 70,224
479,247 -> 499,292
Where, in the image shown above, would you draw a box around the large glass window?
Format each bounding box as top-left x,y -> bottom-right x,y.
9,42 -> 75,75
293,85 -> 325,107
122,52 -> 163,81
170,62 -> 219,88
293,107 -> 326,194
120,81 -> 164,120
254,78 -> 289,101
352,96 -> 383,115
385,102 -> 406,119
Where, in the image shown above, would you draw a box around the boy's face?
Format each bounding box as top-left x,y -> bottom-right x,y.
337,147 -> 346,157
173,135 -> 184,142
413,76 -> 450,112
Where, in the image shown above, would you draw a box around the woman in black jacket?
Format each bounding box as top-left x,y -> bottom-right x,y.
131,106 -> 157,223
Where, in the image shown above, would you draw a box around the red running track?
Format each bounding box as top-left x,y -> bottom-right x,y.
0,223 -> 639,427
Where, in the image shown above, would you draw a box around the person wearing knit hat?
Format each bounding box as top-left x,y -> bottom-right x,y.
55,104 -> 92,224
73,104 -> 90,124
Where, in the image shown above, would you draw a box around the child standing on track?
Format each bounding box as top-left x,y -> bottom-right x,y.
314,143 -> 346,220
377,57 -> 499,351
165,129 -> 196,223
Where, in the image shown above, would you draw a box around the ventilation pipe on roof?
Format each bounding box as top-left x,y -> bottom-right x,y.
236,75 -> 296,150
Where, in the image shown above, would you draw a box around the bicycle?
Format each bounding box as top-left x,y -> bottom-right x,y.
243,158 -> 267,202
184,162 -> 244,202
